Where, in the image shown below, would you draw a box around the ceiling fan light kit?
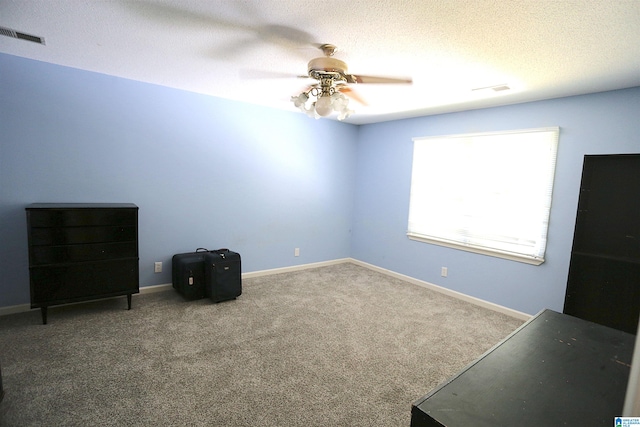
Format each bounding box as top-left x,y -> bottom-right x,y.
290,44 -> 412,121
291,81 -> 354,121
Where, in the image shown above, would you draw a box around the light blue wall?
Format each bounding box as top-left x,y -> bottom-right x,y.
0,53 -> 358,307
2,53 -> 639,315
351,87 -> 640,315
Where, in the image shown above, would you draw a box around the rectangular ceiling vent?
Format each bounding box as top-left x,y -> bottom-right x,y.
0,26 -> 45,45
472,84 -> 511,92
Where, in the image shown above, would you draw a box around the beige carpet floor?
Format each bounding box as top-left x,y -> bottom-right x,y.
0,262 -> 524,426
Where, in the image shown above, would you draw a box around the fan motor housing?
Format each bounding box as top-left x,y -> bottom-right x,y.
308,57 -> 348,77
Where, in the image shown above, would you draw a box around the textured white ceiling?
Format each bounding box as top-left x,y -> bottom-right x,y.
1,0 -> 639,124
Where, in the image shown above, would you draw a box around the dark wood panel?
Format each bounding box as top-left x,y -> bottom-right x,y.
27,206 -> 137,227
572,154 -> 640,259
29,241 -> 138,265
565,154 -> 640,334
29,225 -> 136,246
564,254 -> 640,334
29,259 -> 138,305
411,310 -> 634,427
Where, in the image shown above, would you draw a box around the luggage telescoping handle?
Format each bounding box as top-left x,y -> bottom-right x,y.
214,248 -> 229,258
211,248 -> 230,259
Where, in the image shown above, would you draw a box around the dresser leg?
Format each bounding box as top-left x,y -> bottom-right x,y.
0,362 -> 4,403
41,307 -> 47,325
127,294 -> 132,310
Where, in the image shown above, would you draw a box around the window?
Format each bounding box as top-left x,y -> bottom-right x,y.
407,127 -> 559,265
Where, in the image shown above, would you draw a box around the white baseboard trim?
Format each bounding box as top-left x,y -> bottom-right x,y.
241,258 -> 351,279
0,257 -> 530,321
138,259 -> 353,293
0,303 -> 32,317
348,258 -> 532,321
139,283 -> 173,294
0,259 -> 353,317
0,284 -> 175,317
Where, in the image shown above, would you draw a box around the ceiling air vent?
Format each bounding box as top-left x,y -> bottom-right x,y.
0,26 -> 45,45
472,84 -> 511,93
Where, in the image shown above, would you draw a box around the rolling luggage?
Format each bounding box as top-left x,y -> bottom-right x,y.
172,248 -> 209,300
204,249 -> 242,303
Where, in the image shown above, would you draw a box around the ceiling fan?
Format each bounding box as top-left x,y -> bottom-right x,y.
290,44 -> 412,121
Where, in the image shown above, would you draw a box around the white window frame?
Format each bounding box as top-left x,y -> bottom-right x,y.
407,127 -> 559,265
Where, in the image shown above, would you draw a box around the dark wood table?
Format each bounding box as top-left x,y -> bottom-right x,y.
411,309 -> 635,426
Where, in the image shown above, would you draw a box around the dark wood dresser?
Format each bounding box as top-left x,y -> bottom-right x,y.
26,203 -> 139,324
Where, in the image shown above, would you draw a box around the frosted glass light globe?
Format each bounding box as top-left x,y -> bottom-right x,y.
314,96 -> 333,117
291,93 -> 308,108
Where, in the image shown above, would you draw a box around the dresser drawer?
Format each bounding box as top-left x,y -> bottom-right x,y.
27,208 -> 137,228
29,259 -> 139,306
29,241 -> 138,265
29,225 -> 136,246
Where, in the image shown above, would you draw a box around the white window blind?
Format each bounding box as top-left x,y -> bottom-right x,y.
407,127 -> 559,265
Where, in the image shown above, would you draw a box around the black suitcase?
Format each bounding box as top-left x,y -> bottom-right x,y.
172,248 -> 209,300
204,249 -> 242,303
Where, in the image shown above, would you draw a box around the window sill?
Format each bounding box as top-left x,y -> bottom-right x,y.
407,233 -> 545,265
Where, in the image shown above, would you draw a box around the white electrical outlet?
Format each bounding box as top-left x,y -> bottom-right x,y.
441,267 -> 448,277
294,248 -> 300,257
154,262 -> 162,273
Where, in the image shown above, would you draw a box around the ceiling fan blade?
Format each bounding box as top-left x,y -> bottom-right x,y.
258,25 -> 317,48
346,74 -> 412,84
338,87 -> 368,106
123,2 -> 318,59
